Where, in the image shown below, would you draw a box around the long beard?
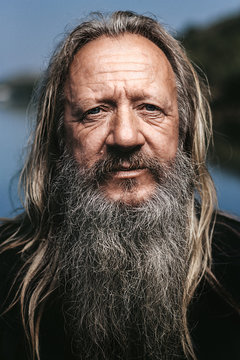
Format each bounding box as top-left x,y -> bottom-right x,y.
50,149 -> 195,359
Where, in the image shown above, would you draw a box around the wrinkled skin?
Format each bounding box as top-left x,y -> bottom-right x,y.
64,34 -> 179,205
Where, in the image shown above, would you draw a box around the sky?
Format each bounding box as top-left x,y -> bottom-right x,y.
1,0 -> 240,79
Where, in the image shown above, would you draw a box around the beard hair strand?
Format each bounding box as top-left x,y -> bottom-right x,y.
49,148 -> 195,359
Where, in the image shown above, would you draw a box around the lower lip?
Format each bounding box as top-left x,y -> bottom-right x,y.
111,168 -> 147,179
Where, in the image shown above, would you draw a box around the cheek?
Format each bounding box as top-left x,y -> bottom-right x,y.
146,122 -> 179,161
160,131 -> 179,160
65,124 -> 108,167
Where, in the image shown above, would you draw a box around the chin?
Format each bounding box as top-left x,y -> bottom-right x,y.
102,184 -> 156,206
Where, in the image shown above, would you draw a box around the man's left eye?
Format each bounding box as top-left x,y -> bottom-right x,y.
144,104 -> 160,111
87,107 -> 101,115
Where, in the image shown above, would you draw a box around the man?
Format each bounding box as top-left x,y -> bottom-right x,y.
0,11 -> 240,360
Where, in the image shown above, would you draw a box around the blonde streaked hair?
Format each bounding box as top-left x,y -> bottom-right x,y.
0,11 -> 216,360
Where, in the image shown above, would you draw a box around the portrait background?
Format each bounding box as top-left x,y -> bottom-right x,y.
0,0 -> 240,217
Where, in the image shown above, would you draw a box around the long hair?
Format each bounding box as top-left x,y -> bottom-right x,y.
0,11 -> 216,360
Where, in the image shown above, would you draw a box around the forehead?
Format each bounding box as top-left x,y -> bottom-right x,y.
66,34 -> 176,90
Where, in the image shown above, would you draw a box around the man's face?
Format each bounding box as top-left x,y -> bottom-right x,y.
64,34 -> 179,205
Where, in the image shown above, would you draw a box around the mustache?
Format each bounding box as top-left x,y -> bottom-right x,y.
52,147 -> 194,359
84,150 -> 172,183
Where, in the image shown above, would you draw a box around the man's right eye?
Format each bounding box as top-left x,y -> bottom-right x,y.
78,106 -> 102,122
72,105 -> 109,123
86,107 -> 101,115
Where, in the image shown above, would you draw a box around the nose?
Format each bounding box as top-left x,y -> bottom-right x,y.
105,106 -> 145,151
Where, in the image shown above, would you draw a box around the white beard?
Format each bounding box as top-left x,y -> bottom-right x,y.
50,148 -> 195,359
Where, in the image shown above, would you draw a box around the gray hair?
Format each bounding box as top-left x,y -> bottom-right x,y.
0,11 -> 216,360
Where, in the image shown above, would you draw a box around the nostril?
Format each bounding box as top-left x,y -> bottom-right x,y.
107,144 -> 143,154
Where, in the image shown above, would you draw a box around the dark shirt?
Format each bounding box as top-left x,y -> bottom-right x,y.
0,212 -> 240,359
190,213 -> 240,359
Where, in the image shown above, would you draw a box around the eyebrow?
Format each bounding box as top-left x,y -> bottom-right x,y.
70,104 -> 83,117
129,93 -> 173,110
65,91 -> 174,115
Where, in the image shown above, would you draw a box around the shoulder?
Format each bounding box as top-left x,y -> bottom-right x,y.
0,218 -> 28,317
212,211 -> 240,300
0,216 -> 33,320
0,219 -> 30,359
190,211 -> 240,359
0,213 -> 32,271
0,220 -> 22,290
212,211 -> 240,269
0,218 -> 26,292
213,211 -> 240,248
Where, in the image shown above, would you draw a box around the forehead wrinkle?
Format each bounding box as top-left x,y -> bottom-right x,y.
66,77 -> 174,107
96,61 -> 150,73
65,74 -> 175,112
97,70 -> 148,74
66,34 -> 177,106
96,50 -> 150,61
68,70 -> 153,85
76,77 -> 152,85
84,69 -> 155,85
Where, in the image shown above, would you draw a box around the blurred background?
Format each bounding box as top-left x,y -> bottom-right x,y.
0,0 -> 240,218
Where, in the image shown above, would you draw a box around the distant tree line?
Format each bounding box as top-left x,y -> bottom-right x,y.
181,12 -> 240,174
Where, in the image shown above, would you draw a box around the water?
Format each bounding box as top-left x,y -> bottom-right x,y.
0,108 -> 240,218
210,165 -> 240,217
0,108 -> 29,217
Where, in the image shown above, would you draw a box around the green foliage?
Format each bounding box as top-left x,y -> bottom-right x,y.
181,13 -> 240,173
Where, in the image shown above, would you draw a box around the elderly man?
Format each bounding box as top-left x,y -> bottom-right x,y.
0,11 -> 240,360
